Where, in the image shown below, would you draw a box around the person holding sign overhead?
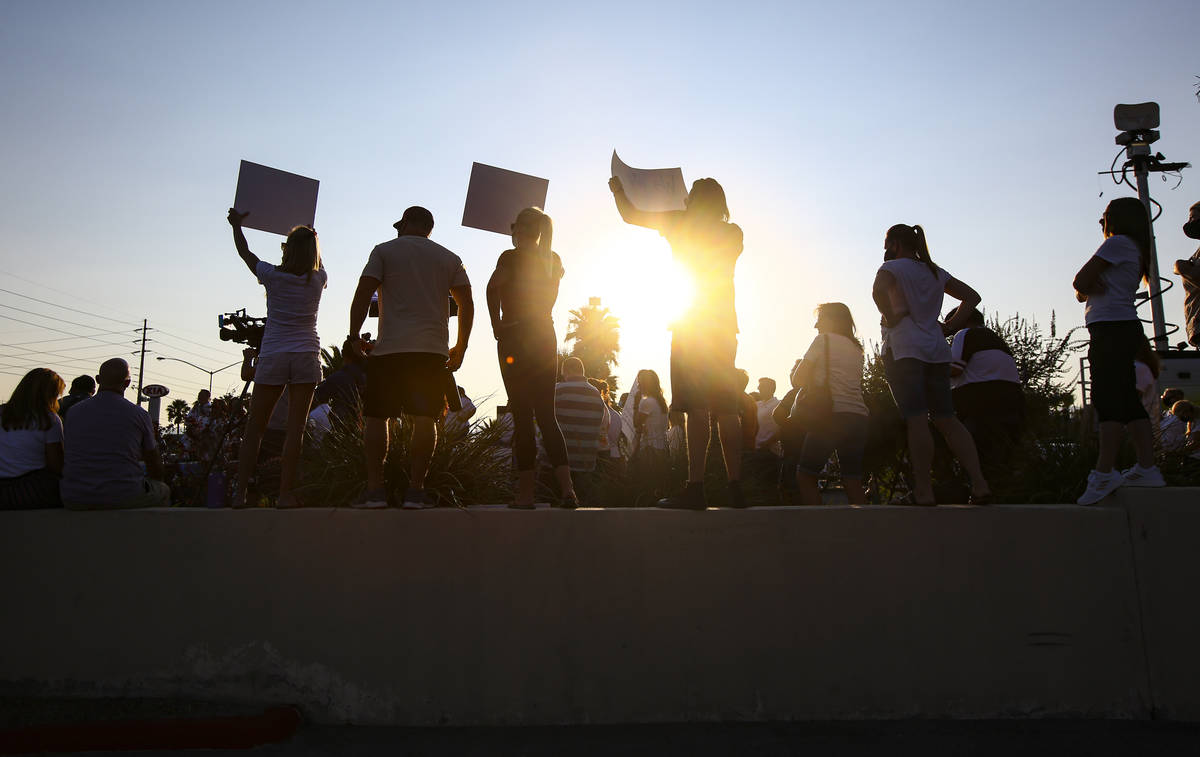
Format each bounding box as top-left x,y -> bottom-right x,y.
227,209 -> 327,509
487,207 -> 579,509
609,175 -> 745,509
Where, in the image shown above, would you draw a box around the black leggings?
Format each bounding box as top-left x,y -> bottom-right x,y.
498,321 -> 569,471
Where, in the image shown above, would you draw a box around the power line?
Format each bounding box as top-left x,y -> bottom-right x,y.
4,330 -> 133,346
0,287 -> 140,326
0,301 -> 134,341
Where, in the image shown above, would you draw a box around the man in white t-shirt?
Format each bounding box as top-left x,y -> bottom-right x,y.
754,377 -> 782,454
347,207 -> 474,509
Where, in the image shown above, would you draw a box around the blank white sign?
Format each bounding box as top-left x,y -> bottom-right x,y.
461,162 -> 549,235
611,151 -> 687,212
233,160 -> 320,236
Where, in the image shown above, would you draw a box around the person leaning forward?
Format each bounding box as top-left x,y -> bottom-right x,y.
347,206 -> 474,509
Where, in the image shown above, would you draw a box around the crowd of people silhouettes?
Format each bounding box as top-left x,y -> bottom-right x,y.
2,179 -> 1199,510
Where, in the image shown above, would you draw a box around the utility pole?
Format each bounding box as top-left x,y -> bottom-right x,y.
135,319 -> 149,406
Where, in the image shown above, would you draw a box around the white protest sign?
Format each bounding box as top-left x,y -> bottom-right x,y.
233,160 -> 320,236
461,162 -> 549,235
611,151 -> 687,212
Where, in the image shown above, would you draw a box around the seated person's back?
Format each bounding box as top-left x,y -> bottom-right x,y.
61,359 -> 169,509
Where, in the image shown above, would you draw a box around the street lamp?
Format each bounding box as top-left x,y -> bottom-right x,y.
155,356 -> 242,395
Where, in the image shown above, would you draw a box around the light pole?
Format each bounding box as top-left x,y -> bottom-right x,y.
156,356 -> 242,395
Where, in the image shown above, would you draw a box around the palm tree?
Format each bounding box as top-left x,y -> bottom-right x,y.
166,399 -> 190,432
565,297 -> 620,389
320,345 -> 344,379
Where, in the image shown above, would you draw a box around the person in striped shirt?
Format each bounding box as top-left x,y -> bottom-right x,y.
554,357 -> 607,478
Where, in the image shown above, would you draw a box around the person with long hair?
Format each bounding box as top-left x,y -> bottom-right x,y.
610,175 -> 745,508
487,207 -> 578,509
631,368 -> 671,500
227,208 -> 327,508
872,224 -> 991,505
789,303 -> 868,505
0,368 -> 65,509
1073,197 -> 1164,503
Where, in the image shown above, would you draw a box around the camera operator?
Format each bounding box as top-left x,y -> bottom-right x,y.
227,208 -> 327,509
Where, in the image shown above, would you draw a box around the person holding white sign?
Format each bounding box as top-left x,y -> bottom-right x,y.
609,176 -> 745,509
487,207 -> 579,509
227,209 -> 327,509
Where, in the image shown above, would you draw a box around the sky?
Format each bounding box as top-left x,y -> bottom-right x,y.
2,0 -> 1199,416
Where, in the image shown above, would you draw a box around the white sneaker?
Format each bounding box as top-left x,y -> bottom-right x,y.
1122,465 -> 1166,488
1077,470 -> 1123,505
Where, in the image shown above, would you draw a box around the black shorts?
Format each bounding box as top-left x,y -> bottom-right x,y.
669,330 -> 739,415
363,352 -> 448,419
1087,320 -> 1148,424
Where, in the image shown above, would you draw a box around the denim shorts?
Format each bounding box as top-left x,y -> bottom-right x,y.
254,351 -> 322,385
884,352 -> 955,419
798,412 -> 869,476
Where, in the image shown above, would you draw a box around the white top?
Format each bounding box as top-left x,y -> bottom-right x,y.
0,410 -> 63,478
949,327 -> 1020,389
361,236 -> 470,357
638,396 -> 669,450
755,397 -> 780,450
1084,235 -> 1142,325
445,395 -> 477,435
793,333 -> 868,416
1134,361 -> 1157,422
307,403 -> 332,442
878,258 -> 953,363
607,405 -> 623,457
255,261 -> 327,356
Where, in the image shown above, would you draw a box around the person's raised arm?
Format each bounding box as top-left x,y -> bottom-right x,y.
872,269 -> 902,327
608,177 -> 673,231
347,276 -> 380,360
448,284 -> 474,371
1073,255 -> 1111,302
227,209 -> 260,275
942,277 -> 982,334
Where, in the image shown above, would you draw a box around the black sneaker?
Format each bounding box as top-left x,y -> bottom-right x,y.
658,482 -> 706,510
727,480 -> 747,509
401,489 -> 436,510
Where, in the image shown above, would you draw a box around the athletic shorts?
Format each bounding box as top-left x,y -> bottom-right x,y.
254,351 -> 322,385
1087,320 -> 1148,424
884,352 -> 955,419
363,352 -> 448,419
669,330 -> 739,415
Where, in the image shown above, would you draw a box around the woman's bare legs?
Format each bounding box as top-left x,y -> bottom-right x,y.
233,384 -> 284,508
277,382 -> 316,508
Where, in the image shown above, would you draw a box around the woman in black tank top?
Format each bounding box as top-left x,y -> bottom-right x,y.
486,208 -> 577,509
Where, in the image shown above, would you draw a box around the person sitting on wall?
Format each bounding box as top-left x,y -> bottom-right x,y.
0,368 -> 66,510
56,374 -> 95,420
60,358 -> 170,509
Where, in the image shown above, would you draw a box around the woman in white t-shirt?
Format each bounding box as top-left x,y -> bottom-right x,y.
789,303 -> 868,505
632,369 -> 671,499
0,368 -> 65,510
1072,198 -> 1164,503
227,208 -> 327,509
872,224 -> 991,505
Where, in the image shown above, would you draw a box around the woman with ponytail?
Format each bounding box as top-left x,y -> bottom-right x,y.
487,207 -> 579,509
872,223 -> 991,505
1072,197 -> 1163,504
227,209 -> 327,508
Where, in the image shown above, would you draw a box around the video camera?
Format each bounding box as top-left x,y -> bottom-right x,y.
218,309 -> 267,350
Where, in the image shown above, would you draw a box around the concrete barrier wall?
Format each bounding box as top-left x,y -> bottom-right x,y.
1,497 -> 1189,725
1121,488 -> 1200,721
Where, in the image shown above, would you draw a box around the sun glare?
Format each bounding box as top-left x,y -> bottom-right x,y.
604,234 -> 695,331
